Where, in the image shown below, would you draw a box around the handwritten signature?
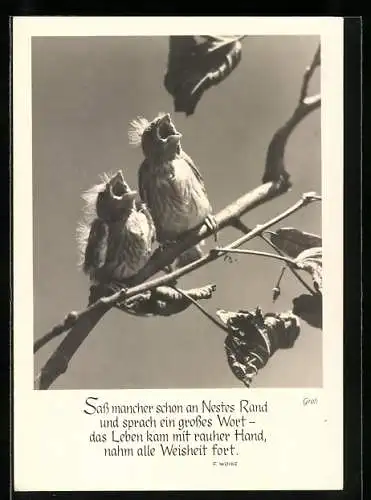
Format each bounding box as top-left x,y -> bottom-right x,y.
303,397 -> 318,406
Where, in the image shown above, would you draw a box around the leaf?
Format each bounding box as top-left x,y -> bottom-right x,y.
164,35 -> 244,116
113,284 -> 216,317
295,247 -> 323,293
292,294 -> 322,329
268,227 -> 322,258
217,308 -> 301,387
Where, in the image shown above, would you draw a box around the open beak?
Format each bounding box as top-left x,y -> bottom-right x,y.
122,190 -> 138,201
109,171 -> 137,200
156,113 -> 182,143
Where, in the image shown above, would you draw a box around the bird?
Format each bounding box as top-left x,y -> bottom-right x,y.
76,170 -> 156,287
128,112 -> 217,268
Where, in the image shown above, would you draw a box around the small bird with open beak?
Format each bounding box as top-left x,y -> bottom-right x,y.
128,112 -> 217,268
77,170 -> 156,286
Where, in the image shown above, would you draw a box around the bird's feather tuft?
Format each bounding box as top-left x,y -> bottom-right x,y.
128,116 -> 150,147
76,172 -> 113,268
76,220 -> 93,268
155,111 -> 168,119
81,183 -> 104,211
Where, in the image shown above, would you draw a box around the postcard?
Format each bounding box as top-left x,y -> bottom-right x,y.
13,16 -> 343,491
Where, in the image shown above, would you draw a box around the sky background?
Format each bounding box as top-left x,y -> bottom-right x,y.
32,35 -> 321,390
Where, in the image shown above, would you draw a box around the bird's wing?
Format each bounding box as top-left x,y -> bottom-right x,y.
180,150 -> 207,191
138,159 -> 171,241
83,218 -> 109,275
136,199 -> 157,243
138,159 -> 151,205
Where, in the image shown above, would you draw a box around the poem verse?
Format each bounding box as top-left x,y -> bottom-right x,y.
83,397 -> 269,465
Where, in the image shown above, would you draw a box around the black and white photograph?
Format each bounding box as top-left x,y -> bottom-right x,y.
13,17 -> 344,492
32,34 -> 322,390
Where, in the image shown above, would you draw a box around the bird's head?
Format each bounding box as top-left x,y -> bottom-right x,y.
128,112 -> 182,161
95,170 -> 137,221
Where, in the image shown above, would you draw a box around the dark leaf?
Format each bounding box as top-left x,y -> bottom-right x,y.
292,294 -> 322,329
268,227 -> 322,258
114,284 -> 216,317
83,218 -> 109,274
164,35 -> 244,116
217,308 -> 300,387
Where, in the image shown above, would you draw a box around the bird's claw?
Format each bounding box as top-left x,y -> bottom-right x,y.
108,281 -> 129,294
205,215 -> 219,243
164,264 -> 175,274
106,281 -> 130,308
205,214 -> 218,233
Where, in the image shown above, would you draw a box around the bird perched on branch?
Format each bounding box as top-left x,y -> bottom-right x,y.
128,112 -> 217,268
77,170 -> 156,286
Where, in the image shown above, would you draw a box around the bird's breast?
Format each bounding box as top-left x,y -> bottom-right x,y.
149,158 -> 212,239
104,212 -> 154,280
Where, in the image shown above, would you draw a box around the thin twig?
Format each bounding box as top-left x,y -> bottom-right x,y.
212,248 -> 298,266
299,45 -> 321,103
219,193 -> 321,254
230,218 -> 316,294
170,286 -> 230,335
211,247 -> 317,297
276,266 -> 286,288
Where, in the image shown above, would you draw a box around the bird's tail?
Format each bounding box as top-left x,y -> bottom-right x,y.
176,243 -> 204,268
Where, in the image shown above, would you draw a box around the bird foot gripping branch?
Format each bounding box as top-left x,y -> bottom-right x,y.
205,214 -> 219,238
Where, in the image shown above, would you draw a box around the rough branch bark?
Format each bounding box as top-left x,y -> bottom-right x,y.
34,44 -> 321,390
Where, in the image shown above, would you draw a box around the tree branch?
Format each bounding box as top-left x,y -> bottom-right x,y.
169,286 -> 231,335
230,218 -> 316,295
34,46 -> 321,389
299,45 -> 320,104
263,44 -> 321,183
212,246 -> 318,297
212,248 -> 299,266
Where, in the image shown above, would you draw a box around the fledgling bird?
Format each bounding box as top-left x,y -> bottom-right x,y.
128,112 -> 217,268
76,170 -> 156,286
